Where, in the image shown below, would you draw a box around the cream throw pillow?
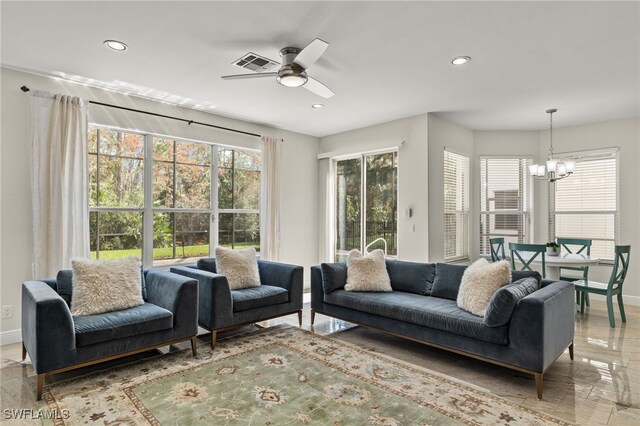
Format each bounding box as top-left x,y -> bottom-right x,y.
345,249 -> 392,292
456,258 -> 511,317
215,247 -> 261,290
71,256 -> 144,316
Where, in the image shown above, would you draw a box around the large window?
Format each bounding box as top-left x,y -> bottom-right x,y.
335,151 -> 398,261
444,150 -> 470,261
89,127 -> 260,266
480,157 -> 533,255
551,151 -> 617,261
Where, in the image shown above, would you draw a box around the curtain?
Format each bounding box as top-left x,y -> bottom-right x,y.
318,157 -> 334,262
29,91 -> 89,277
259,136 -> 281,261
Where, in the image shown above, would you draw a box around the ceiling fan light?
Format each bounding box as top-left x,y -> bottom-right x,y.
277,74 -> 307,87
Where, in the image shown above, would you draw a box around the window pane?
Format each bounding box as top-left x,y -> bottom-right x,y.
365,152 -> 397,256
99,129 -> 144,158
217,147 -> 234,169
153,212 -> 210,266
234,169 -> 260,209
97,156 -> 144,207
218,213 -> 260,251
335,158 -> 361,260
153,138 -> 174,161
175,164 -> 211,209
90,211 -> 143,260
234,150 -> 260,171
217,166 -> 233,209
176,141 -> 211,166
444,151 -> 470,261
88,128 -> 98,153
152,161 -> 174,207
89,154 -> 97,206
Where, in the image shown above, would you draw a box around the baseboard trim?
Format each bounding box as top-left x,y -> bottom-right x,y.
0,329 -> 22,346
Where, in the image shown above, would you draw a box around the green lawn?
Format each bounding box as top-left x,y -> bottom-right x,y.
91,243 -> 259,261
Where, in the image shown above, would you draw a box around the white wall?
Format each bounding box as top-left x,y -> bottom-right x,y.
427,114 -> 474,262
319,114 -> 430,261
0,67 -> 320,339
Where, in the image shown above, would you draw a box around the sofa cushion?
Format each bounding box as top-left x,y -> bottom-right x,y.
457,259 -> 511,316
511,270 -> 542,287
324,290 -> 509,345
345,249 -> 392,292
386,260 -> 435,295
56,269 -> 73,306
232,285 -> 289,312
430,263 -> 467,300
321,263 -> 348,294
484,277 -> 540,327
73,303 -> 173,347
197,258 -> 217,273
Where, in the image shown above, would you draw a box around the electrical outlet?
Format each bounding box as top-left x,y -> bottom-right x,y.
1,305 -> 12,319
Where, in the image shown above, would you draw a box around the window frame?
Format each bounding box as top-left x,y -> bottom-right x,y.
479,155 -> 534,256
443,149 -> 471,262
89,124 -> 260,267
549,148 -> 619,263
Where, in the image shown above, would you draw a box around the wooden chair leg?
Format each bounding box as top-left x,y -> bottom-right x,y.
606,295 -> 616,328
211,330 -> 218,350
310,309 -> 316,326
297,310 -> 303,326
36,373 -> 45,401
191,336 -> 197,357
617,293 -> 627,323
569,341 -> 574,360
534,373 -> 543,400
22,342 -> 26,361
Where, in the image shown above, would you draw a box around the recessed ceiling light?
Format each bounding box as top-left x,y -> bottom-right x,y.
104,40 -> 128,51
451,56 -> 470,65
312,104 -> 324,109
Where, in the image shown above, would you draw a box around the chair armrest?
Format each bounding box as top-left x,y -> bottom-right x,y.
170,266 -> 233,329
145,270 -> 198,336
22,281 -> 75,373
310,265 -> 324,310
509,281 -> 575,372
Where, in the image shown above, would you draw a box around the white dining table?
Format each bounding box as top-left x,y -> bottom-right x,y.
514,252 -> 600,280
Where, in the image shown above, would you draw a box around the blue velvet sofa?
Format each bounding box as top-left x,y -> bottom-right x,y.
171,258 -> 303,349
311,260 -> 575,399
22,269 -> 198,400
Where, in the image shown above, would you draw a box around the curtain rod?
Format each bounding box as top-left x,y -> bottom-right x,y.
20,85 -> 262,138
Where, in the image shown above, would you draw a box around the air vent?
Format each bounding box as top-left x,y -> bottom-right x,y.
233,53 -> 279,72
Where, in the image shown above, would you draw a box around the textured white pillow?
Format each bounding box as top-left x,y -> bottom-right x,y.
215,247 -> 261,290
71,256 -> 144,316
345,249 -> 392,292
457,258 -> 511,317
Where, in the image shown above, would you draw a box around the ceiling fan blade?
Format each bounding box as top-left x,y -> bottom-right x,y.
293,38 -> 329,70
304,77 -> 335,99
221,72 -> 278,80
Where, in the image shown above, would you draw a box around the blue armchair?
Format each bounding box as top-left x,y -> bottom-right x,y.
21,269 -> 198,400
171,258 -> 303,349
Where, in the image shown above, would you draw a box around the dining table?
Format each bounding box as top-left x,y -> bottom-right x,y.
514,252 -> 600,280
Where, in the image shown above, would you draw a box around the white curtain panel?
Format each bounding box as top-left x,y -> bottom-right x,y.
29,91 -> 89,278
259,136 -> 281,261
318,158 -> 335,262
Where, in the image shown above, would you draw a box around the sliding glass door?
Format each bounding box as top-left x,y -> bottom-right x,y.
335,151 -> 398,261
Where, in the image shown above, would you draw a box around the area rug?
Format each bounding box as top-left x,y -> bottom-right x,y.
41,326 -> 569,425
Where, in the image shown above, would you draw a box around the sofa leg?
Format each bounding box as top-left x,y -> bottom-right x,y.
534,373 -> 543,400
211,330 -> 217,350
298,310 -> 303,326
36,373 -> 45,401
310,309 -> 316,326
191,336 -> 197,357
22,342 -> 26,361
569,341 -> 574,360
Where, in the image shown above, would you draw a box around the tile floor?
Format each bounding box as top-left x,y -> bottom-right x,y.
1,299 -> 638,425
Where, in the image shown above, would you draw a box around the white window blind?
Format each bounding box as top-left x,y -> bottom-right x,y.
480,157 -> 533,255
444,150 -> 470,261
551,151 -> 617,261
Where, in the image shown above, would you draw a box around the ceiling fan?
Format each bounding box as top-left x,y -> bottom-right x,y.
221,38 -> 335,99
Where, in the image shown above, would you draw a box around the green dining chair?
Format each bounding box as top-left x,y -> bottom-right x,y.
557,237 -> 593,306
509,243 -> 546,278
489,237 -> 506,262
575,245 -> 630,328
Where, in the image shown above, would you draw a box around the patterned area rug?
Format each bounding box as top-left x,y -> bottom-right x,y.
41,326 -> 569,425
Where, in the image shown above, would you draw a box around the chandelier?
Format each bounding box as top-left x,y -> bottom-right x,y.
529,109 -> 574,182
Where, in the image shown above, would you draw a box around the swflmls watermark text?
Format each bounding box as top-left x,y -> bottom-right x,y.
3,408 -> 70,420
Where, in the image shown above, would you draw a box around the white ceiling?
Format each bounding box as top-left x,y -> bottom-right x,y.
2,1 -> 639,137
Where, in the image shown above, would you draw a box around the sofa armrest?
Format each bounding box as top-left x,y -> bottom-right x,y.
310,266 -> 324,310
145,270 -> 198,336
22,281 -> 75,373
258,260 -> 303,309
170,266 -> 233,329
509,280 -> 575,372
